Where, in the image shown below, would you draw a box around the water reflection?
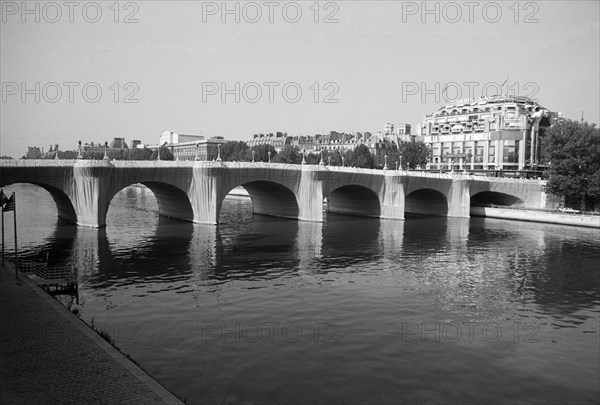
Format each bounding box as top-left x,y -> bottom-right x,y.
14,189 -> 599,320
6,184 -> 599,404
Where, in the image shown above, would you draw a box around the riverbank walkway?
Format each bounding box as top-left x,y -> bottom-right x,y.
0,263 -> 184,404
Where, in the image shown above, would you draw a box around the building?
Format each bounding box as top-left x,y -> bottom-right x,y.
247,132 -> 290,152
384,123 -> 414,144
154,131 -> 227,161
360,132 -> 398,161
418,95 -> 553,171
82,138 -> 129,155
287,132 -> 365,155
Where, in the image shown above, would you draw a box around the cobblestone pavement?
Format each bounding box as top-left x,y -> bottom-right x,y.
0,264 -> 184,404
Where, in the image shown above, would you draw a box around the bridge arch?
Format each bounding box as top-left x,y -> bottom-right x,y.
219,181 -> 300,221
0,181 -> 78,224
470,191 -> 524,207
105,182 -> 195,226
405,188 -> 448,216
326,185 -> 381,218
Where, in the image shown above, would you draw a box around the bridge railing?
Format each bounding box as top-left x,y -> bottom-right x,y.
1,159 -> 545,184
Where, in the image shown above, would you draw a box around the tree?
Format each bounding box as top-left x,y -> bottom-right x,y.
543,119 -> 600,211
250,144 -> 277,162
322,149 -> 344,166
399,141 -> 430,170
347,144 -> 374,168
58,150 -> 79,159
304,152 -> 320,165
129,147 -> 153,161
370,146 -> 401,169
150,146 -> 174,161
221,141 -> 249,162
274,145 -> 302,164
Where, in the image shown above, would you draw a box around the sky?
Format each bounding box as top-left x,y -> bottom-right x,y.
1,0 -> 599,158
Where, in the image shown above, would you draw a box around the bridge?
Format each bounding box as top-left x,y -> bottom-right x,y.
0,160 -> 548,227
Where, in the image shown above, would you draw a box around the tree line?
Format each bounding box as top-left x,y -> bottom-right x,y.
219,141 -> 431,170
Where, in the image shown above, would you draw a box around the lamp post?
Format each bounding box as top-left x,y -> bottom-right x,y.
77,140 -> 83,159
268,151 -> 271,163
252,150 -> 255,162
342,156 -> 345,167
103,141 -> 109,161
195,142 -> 200,161
216,144 -> 222,162
319,150 -> 324,165
384,154 -> 388,170
302,149 -> 307,165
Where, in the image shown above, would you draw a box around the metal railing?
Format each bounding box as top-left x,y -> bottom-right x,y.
3,256 -> 78,283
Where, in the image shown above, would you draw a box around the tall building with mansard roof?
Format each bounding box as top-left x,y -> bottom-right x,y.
418,95 -> 554,171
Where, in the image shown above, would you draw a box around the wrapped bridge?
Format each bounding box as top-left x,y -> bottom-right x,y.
0,160 -> 548,227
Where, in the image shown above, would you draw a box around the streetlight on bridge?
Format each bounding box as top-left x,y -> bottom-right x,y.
268,151 -> 271,163
384,154 -> 388,170
302,149 -> 307,165
216,144 -> 222,162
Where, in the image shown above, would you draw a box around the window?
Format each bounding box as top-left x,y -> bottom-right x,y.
442,144 -> 450,161
502,140 -> 518,163
475,141 -> 485,163
488,145 -> 495,163
464,147 -> 473,162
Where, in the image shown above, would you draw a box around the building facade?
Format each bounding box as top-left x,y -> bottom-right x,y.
155,131 -> 227,161
418,95 -> 553,171
247,132 -> 290,152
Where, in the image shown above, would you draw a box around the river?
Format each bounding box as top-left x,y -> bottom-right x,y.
1,183 -> 599,404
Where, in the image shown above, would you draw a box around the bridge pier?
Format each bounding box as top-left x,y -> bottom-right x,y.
189,164 -> 220,225
447,179 -> 471,218
297,166 -> 324,222
379,174 -> 405,220
71,160 -> 115,227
